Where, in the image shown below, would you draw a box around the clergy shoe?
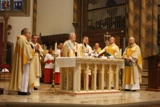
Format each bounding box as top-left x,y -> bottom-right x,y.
34,87 -> 38,90
18,91 -> 30,95
124,89 -> 131,91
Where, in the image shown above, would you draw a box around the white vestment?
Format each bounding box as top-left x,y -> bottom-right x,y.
44,53 -> 54,69
19,63 -> 30,92
30,42 -> 43,86
78,43 -> 92,57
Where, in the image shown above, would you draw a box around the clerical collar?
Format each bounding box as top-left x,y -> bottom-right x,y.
108,43 -> 115,46
31,41 -> 36,45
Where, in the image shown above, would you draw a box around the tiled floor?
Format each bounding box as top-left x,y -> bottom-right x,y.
0,81 -> 160,107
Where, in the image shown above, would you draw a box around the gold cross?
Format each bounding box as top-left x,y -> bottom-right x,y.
104,32 -> 111,43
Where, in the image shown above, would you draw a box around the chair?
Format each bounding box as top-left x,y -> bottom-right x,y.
0,64 -> 10,81
0,64 -> 10,94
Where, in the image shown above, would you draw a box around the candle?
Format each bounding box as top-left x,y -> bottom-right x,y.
123,37 -> 126,51
119,48 -> 122,58
4,2 -> 7,8
54,42 -> 57,54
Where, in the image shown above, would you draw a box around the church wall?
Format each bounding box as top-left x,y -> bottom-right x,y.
36,0 -> 74,36
0,0 -> 33,50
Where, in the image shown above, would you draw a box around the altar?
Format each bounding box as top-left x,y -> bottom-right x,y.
55,57 -> 124,95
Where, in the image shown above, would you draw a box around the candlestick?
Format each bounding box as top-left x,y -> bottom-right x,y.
119,48 -> 122,58
54,42 -> 57,54
123,37 -> 126,51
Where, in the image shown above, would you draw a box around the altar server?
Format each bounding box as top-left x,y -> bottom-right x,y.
54,42 -> 63,85
44,47 -> 54,83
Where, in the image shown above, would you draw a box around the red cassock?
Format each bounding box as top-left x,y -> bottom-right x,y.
44,68 -> 53,83
54,72 -> 60,85
54,49 -> 62,85
44,54 -> 54,83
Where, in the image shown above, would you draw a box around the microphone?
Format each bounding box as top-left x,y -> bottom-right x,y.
84,43 -> 86,47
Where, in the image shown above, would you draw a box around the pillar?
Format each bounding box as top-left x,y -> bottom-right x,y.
125,0 -> 141,44
32,0 -> 37,34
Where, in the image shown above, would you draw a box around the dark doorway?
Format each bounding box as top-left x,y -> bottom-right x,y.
6,42 -> 13,67
0,23 -> 3,64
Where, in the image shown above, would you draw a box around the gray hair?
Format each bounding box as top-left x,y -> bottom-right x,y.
69,32 -> 75,38
129,37 -> 135,41
21,28 -> 28,35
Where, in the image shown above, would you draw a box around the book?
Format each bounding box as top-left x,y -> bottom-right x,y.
105,52 -> 111,56
125,61 -> 131,66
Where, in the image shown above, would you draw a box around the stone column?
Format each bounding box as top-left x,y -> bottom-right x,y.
73,0 -> 81,42
125,0 -> 141,44
32,0 -> 37,34
73,0 -> 88,42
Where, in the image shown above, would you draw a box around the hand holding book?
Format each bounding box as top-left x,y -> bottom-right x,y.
125,58 -> 131,66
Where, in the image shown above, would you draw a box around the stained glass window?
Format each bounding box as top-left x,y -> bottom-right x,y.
13,0 -> 23,10
0,0 -> 10,10
0,0 -> 29,16
0,0 -> 23,11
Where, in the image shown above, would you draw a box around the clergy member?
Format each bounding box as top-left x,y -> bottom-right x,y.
30,34 -> 44,90
9,28 -> 35,95
62,33 -> 78,57
44,47 -> 54,83
61,33 -> 78,90
99,37 -> 119,58
78,36 -> 92,88
93,43 -> 101,53
98,37 -> 119,88
123,37 -> 142,91
78,36 -> 92,57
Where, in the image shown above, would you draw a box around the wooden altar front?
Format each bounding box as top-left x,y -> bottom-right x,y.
55,57 -> 124,95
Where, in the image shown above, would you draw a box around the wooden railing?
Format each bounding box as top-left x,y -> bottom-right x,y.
158,15 -> 160,29
87,4 -> 125,31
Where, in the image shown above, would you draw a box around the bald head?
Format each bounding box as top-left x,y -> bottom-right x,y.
128,37 -> 135,45
69,33 -> 76,42
109,37 -> 115,44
